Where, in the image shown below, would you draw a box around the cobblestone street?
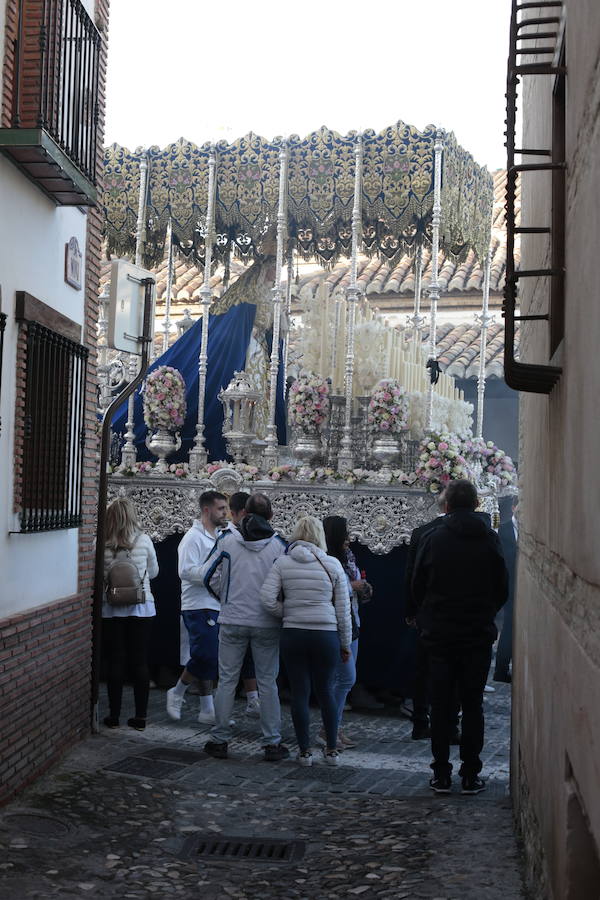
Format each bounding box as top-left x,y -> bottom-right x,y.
0,683 -> 526,899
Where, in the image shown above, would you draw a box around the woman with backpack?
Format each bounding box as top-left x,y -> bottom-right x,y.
103,497 -> 159,731
260,515 -> 351,766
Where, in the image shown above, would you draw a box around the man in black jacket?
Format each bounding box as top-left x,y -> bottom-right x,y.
411,480 -> 508,794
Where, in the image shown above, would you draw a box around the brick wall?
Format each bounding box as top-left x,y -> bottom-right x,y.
1,0 -> 18,128
0,596 -> 92,804
0,0 -> 110,804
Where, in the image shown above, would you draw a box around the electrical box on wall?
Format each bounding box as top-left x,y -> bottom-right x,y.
107,259 -> 155,355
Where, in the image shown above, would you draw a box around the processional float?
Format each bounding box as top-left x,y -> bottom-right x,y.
101,122 -> 510,553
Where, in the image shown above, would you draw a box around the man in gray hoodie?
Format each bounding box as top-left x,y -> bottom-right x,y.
200,493 -> 289,761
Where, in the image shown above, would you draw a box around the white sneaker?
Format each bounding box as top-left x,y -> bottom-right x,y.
484,684 -> 496,693
298,751 -> 313,767
197,710 -> 216,725
166,687 -> 184,721
323,749 -> 340,766
245,697 -> 260,718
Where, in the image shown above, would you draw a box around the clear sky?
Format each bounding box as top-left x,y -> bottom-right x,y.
105,0 -> 512,171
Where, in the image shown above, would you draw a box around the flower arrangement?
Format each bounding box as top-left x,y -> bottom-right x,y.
289,372 -> 330,432
367,379 -> 409,435
480,441 -> 517,488
415,431 -> 470,493
143,366 -> 187,432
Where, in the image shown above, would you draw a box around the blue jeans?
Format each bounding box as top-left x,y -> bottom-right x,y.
281,628 -> 340,753
333,638 -> 358,725
211,625 -> 282,746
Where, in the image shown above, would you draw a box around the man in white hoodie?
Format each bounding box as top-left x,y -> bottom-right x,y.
201,493 -> 289,761
167,490 -> 228,724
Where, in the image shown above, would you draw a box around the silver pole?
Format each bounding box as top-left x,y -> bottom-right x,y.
406,244 -> 425,337
162,217 -> 174,354
426,134 -> 444,431
476,249 -> 493,438
262,142 -> 290,469
331,295 -> 342,393
282,245 -> 294,387
189,145 -> 217,474
121,152 -> 149,469
338,133 -> 363,471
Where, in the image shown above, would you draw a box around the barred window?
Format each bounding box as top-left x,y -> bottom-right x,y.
20,321 -> 88,532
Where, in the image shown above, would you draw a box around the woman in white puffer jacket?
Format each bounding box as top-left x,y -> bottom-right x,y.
103,497 -> 159,732
261,516 -> 351,766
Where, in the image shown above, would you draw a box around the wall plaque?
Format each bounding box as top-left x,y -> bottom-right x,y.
65,237 -> 83,290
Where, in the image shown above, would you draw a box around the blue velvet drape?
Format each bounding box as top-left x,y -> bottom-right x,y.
110,301 -> 286,462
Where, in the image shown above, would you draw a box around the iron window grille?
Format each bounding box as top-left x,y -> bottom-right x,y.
0,312 -> 6,435
20,321 -> 88,532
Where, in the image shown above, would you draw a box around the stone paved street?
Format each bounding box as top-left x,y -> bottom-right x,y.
0,684 -> 526,899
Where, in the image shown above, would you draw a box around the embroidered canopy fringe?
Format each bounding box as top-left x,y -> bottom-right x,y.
103,122 -> 493,271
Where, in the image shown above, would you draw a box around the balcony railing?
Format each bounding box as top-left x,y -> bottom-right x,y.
0,0 -> 100,204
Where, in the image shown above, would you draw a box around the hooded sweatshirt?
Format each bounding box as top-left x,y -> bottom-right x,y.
260,541 -> 352,650
411,509 -> 508,649
200,514 -> 287,628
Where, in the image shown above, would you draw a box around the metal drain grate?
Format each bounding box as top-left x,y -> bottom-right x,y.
182,836 -> 305,864
141,748 -> 205,764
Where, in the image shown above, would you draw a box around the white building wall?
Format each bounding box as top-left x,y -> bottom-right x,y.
0,153 -> 88,617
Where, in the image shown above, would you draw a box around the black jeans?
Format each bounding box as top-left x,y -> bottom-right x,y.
428,643 -> 492,778
103,616 -> 153,719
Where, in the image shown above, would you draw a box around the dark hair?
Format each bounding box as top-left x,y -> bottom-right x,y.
229,491 -> 250,514
246,492 -> 272,520
199,490 -> 227,510
323,515 -> 348,566
444,479 -> 478,512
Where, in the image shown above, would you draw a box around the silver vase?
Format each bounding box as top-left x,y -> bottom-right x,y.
371,433 -> 401,470
293,431 -> 323,466
145,428 -> 182,473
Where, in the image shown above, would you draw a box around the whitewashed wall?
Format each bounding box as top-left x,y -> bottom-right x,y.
0,154 -> 88,618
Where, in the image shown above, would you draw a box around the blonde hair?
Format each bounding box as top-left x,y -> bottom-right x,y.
105,497 -> 140,550
291,515 -> 327,551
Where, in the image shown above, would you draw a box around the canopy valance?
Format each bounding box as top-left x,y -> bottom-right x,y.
103,122 -> 493,269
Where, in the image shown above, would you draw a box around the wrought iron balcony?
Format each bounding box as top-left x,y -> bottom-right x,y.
0,0 -> 100,205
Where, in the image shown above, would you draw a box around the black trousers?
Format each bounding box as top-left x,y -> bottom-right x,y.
428,643 -> 492,778
103,616 -> 153,719
413,635 -> 460,731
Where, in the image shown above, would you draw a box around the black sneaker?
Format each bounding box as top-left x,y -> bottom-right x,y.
204,740 -> 228,759
411,724 -> 431,740
429,775 -> 452,793
461,775 -> 486,794
264,743 -> 290,761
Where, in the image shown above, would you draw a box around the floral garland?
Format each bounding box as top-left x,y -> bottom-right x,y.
115,461 -> 190,478
415,431 -> 470,493
289,372 -> 330,432
368,378 -> 409,435
143,366 -> 187,432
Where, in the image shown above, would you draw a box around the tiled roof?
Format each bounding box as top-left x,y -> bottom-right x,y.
424,321 -> 518,380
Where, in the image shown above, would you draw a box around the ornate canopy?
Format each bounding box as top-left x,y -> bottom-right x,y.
103,122 -> 493,270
